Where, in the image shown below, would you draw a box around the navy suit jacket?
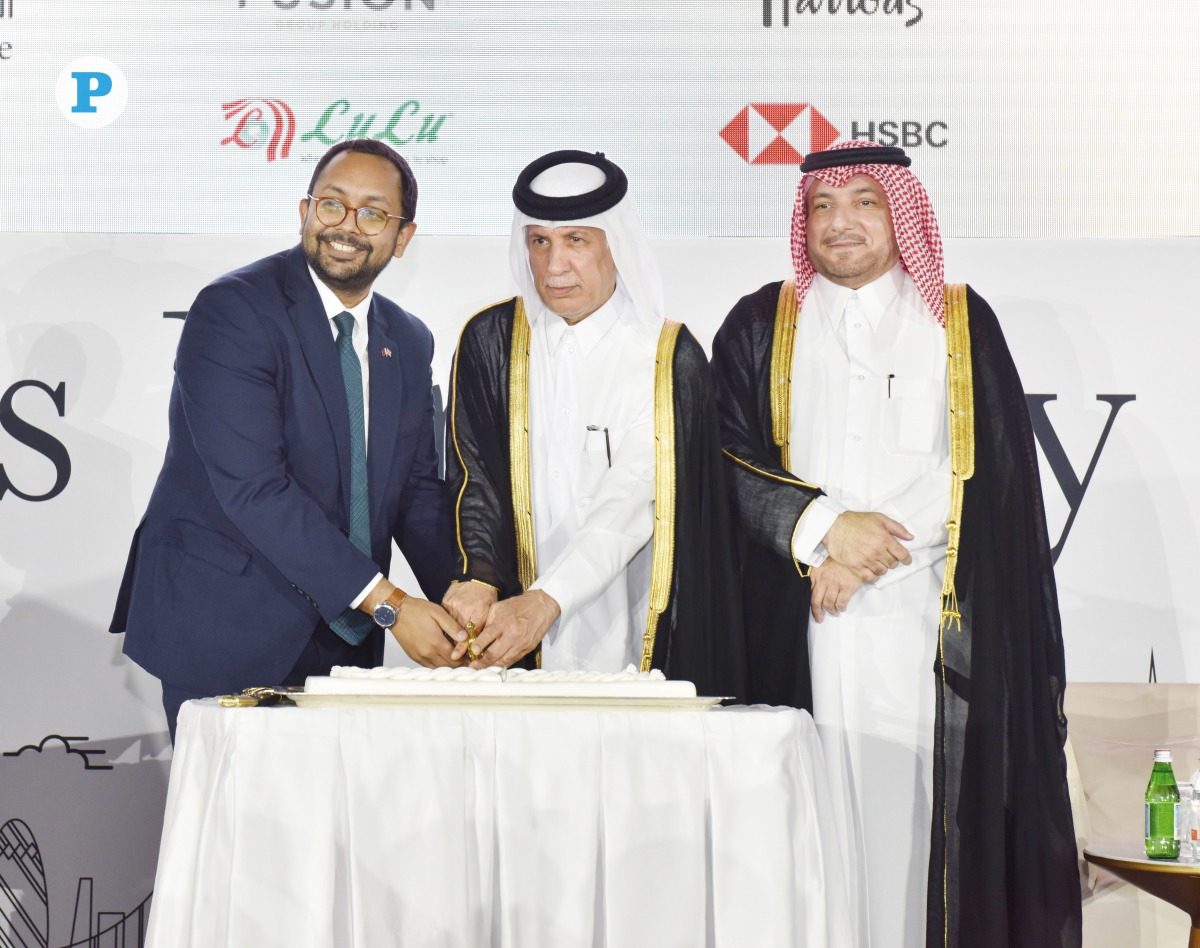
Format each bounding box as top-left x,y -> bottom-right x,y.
111,245 -> 453,695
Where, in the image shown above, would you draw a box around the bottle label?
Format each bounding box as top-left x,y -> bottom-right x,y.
1146,802 -> 1181,841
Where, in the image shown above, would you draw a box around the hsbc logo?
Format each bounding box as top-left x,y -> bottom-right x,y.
720,104 -> 949,163
851,120 -> 948,149
720,104 -> 838,165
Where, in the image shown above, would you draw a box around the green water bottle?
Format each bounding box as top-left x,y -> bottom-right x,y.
1146,748 -> 1181,859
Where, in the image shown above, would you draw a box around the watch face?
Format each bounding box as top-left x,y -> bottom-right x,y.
373,601 -> 398,628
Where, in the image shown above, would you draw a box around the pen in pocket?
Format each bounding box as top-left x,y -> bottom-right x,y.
586,425 -> 612,467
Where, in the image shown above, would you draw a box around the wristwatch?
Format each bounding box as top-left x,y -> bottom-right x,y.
372,588 -> 408,629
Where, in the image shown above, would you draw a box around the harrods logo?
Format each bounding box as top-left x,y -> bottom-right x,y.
1,0 -> 13,61
238,0 -> 434,9
761,0 -> 924,28
221,97 -> 449,162
720,104 -> 839,164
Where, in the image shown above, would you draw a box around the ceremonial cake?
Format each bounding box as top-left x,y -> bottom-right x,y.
304,665 -> 698,699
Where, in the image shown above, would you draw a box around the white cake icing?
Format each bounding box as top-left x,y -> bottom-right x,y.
304,664 -> 697,699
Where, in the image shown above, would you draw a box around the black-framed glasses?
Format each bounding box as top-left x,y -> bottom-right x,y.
306,194 -> 410,236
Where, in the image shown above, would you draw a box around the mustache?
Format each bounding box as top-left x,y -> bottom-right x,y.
320,232 -> 370,252
821,231 -> 866,247
542,277 -> 579,289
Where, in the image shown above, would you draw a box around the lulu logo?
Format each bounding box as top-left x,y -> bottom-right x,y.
301,98 -> 446,146
720,104 -> 838,164
222,98 -> 297,162
222,97 -> 448,162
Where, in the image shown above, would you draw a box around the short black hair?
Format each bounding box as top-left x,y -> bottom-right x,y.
306,139 -> 419,221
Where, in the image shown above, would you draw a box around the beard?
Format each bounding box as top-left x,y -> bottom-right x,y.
809,237 -> 898,288
303,230 -> 395,297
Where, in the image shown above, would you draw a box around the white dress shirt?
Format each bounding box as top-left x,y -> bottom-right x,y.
527,287 -> 658,671
308,267 -> 380,608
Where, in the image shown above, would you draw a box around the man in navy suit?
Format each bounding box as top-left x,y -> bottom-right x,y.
111,139 -> 465,740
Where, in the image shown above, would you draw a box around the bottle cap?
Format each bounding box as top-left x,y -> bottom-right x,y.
1155,749 -> 1174,761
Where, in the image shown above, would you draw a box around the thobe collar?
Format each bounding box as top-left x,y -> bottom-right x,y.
812,263 -> 905,334
540,284 -> 626,359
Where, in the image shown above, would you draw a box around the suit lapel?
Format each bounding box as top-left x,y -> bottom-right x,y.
367,301 -> 403,523
283,247 -> 353,513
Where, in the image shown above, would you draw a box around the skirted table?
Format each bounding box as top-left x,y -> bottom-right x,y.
145,698 -> 857,948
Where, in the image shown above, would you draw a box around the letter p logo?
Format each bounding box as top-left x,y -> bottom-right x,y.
70,71 -> 113,113
56,57 -> 128,128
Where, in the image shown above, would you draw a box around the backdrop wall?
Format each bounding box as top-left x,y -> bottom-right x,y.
2,0 -> 1199,944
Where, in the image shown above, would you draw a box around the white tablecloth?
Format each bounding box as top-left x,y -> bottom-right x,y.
147,699 -> 855,948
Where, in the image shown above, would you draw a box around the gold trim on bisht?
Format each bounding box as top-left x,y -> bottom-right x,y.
641,320 -> 682,671
770,280 -> 799,470
721,449 -> 820,491
449,305 -> 493,576
509,298 -> 537,591
940,282 -> 974,632
722,450 -> 820,577
788,516 -> 813,581
937,283 -> 974,948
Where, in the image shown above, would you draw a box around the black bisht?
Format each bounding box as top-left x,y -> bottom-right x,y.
445,298 -> 748,701
710,283 -> 824,711
711,280 -> 1081,948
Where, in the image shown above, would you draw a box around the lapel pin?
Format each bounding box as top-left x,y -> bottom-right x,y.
382,347 -> 393,357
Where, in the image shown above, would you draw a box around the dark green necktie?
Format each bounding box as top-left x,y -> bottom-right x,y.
328,312 -> 375,645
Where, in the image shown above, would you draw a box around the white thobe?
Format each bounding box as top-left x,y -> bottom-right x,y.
789,266 -> 951,948
526,289 -> 658,671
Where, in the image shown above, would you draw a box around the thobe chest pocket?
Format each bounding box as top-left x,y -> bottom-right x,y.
579,424 -> 616,504
882,376 -> 945,457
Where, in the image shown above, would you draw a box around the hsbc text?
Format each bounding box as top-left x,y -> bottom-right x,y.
851,121 -> 948,148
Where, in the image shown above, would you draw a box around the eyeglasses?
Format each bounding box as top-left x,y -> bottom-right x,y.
306,194 -> 410,236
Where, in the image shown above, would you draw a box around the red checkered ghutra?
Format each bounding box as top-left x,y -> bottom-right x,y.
789,139 -> 946,326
